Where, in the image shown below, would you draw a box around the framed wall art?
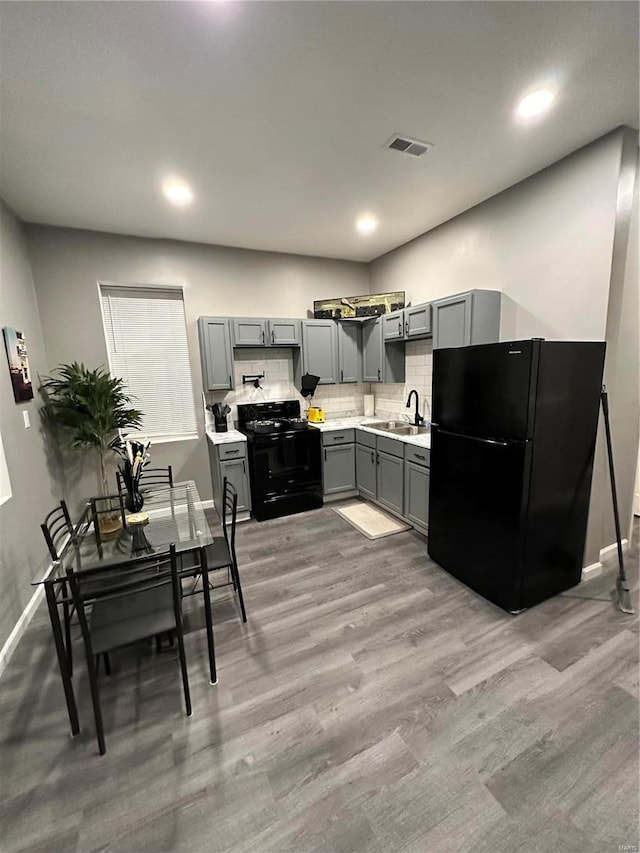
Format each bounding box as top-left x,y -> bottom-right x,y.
3,327 -> 34,402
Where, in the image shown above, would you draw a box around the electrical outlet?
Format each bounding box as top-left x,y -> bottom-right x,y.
23,410 -> 30,429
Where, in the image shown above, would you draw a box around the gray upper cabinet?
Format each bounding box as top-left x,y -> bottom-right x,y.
405,304 -> 432,339
198,317 -> 234,391
302,320 -> 338,384
232,318 -> 267,347
267,319 -> 301,347
363,318 -> 405,383
432,289 -> 501,349
383,310 -> 405,342
337,322 -> 361,383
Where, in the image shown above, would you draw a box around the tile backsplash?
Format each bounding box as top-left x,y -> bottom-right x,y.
205,347 -> 367,426
372,340 -> 433,423
205,341 -> 433,428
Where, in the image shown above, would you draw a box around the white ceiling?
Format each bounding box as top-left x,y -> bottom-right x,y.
1,1 -> 638,263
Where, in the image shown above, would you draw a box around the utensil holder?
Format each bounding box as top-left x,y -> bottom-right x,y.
214,416 -> 228,433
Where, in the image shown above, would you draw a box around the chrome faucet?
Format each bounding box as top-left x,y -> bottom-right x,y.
406,389 -> 424,426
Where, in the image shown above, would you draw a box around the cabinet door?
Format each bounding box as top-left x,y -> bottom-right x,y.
323,444 -> 356,495
362,318 -> 382,382
383,310 -> 405,341
432,293 -> 472,349
405,304 -> 432,339
356,443 -> 377,500
198,317 -> 234,391
302,321 -> 338,384
232,318 -> 267,347
337,323 -> 361,383
268,319 -> 301,347
377,450 -> 404,515
219,458 -> 251,513
404,460 -> 430,530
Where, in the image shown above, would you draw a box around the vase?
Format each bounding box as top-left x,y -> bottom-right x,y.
125,488 -> 144,513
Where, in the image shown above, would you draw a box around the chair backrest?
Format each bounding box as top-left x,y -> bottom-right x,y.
140,466 -> 173,490
41,500 -> 74,561
221,477 -> 238,561
66,544 -> 182,653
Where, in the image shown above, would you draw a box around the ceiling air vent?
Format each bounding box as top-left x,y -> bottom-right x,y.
385,134 -> 432,158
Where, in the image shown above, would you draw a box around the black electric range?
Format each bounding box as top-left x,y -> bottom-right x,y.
237,400 -> 322,522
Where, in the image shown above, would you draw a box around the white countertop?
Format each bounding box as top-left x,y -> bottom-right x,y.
311,416 -> 431,449
206,428 -> 247,445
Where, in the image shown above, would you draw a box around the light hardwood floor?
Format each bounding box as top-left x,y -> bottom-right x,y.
1,505 -> 638,852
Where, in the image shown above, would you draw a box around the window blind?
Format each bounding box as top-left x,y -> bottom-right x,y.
100,285 -> 197,441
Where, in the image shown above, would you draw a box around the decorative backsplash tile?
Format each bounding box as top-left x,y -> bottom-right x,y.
373,340 -> 433,423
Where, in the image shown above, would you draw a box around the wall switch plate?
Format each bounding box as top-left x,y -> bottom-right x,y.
23,410 -> 30,429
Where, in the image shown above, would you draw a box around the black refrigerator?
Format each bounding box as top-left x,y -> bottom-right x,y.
428,339 -> 605,613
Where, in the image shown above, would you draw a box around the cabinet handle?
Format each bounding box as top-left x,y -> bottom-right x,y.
271,330 -> 275,344
242,460 -> 246,473
324,449 -> 327,461
370,451 -> 374,463
340,369 -> 343,382
226,449 -> 240,455
398,321 -> 402,336
376,453 -> 380,466
262,330 -> 265,345
377,368 -> 381,380
405,321 -> 409,336
415,454 -> 426,460
228,375 -> 232,387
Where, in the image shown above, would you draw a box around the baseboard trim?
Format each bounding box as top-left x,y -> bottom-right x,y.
599,539 -> 629,560
0,563 -> 53,679
582,561 -> 604,581
199,499 -> 214,510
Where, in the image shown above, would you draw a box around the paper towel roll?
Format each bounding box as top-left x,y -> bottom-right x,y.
364,394 -> 374,417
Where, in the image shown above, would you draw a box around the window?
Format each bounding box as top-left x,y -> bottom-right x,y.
100,284 -> 197,442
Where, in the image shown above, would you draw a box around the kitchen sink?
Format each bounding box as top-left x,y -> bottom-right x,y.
366,421 -> 430,436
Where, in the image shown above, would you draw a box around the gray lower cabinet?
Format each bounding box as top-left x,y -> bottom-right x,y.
404,460 -> 429,533
376,450 -> 404,515
302,320 -> 338,384
198,316 -> 234,391
432,289 -> 501,349
337,322 -> 361,383
355,441 -> 376,500
208,440 -> 251,518
323,443 -> 356,495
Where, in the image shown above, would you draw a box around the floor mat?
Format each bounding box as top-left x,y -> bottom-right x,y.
334,501 -> 411,539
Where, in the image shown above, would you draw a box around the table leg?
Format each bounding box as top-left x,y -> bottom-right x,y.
45,581 -> 80,736
199,551 -> 217,685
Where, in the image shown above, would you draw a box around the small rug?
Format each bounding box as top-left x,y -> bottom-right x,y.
334,501 -> 411,540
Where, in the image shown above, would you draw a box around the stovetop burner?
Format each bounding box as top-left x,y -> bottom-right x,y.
237,400 -> 308,435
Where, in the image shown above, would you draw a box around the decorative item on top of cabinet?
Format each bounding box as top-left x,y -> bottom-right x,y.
431,289 -> 501,349
198,317 -> 234,391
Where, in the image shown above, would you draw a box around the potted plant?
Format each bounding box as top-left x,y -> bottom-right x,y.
40,362 -> 143,531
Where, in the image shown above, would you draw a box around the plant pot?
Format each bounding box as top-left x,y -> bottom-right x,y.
98,513 -> 122,536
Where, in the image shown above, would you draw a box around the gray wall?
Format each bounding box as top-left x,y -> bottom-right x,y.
25,226 -> 369,507
370,128 -> 638,563
0,202 -> 58,650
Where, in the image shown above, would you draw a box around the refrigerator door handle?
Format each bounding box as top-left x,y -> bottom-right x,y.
436,427 -> 512,447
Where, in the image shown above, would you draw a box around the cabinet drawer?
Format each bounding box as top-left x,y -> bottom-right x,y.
322,429 -> 355,446
217,442 -> 246,461
355,429 -> 376,449
377,435 -> 405,459
405,445 -> 430,467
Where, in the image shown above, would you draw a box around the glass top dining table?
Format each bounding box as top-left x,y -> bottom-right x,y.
37,481 -> 218,738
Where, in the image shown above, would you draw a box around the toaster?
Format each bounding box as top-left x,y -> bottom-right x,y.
308,406 -> 326,424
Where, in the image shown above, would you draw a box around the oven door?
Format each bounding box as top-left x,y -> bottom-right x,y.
250,430 -> 322,497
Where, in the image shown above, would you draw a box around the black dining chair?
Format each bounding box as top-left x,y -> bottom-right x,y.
41,500 -> 77,670
66,543 -> 192,756
181,478 -> 247,624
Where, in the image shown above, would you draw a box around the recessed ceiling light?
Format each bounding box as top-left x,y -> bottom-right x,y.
162,178 -> 194,207
356,214 -> 378,235
515,88 -> 556,120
